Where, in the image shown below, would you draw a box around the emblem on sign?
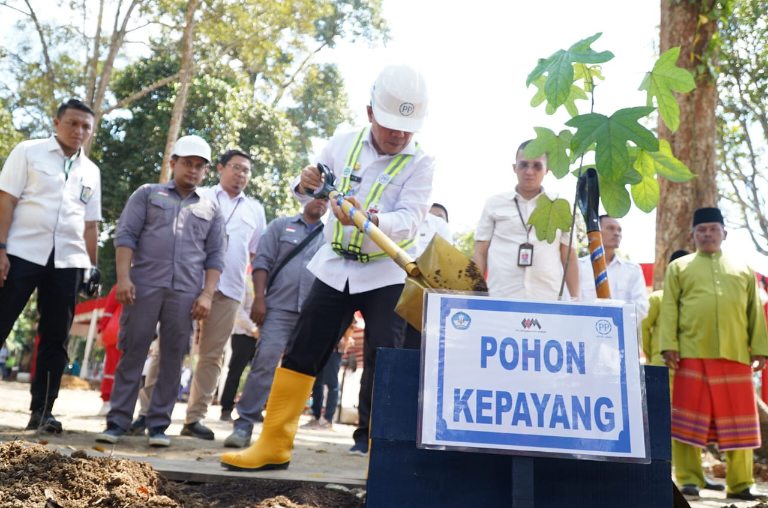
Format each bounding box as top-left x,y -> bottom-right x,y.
451,312 -> 471,330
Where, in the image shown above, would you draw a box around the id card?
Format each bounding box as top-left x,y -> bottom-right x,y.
517,242 -> 534,267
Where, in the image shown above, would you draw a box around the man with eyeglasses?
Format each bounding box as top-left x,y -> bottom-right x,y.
473,140 -> 579,300
131,149 -> 266,441
97,135 -> 226,447
0,98 -> 101,433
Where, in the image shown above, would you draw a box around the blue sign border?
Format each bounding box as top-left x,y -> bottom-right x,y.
433,297 -> 632,453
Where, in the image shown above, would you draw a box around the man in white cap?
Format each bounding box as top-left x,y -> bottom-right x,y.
96,135 -> 226,447
220,64 -> 434,470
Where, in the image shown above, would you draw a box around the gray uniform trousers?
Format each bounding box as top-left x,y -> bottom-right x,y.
233,307 -> 299,432
107,285 -> 196,431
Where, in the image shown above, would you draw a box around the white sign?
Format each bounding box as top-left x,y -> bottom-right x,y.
418,293 -> 649,462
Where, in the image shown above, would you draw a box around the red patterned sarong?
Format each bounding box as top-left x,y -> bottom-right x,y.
671,358 -> 759,450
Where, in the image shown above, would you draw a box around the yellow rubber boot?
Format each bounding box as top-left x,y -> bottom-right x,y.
220,367 -> 314,471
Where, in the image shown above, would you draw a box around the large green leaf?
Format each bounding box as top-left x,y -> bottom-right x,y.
524,127 -> 573,178
566,106 -> 658,181
526,33 -> 614,111
638,47 -> 696,132
528,196 -> 572,243
631,176 -> 660,212
599,179 -> 631,217
634,139 -> 694,183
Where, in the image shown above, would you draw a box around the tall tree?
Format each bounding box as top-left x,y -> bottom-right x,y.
717,0 -> 768,254
159,0 -> 200,182
653,0 -> 724,287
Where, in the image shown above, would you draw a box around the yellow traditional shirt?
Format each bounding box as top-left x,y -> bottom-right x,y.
659,251 -> 768,365
641,289 -> 664,366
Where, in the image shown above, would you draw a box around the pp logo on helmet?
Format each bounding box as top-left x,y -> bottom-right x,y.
399,102 -> 415,116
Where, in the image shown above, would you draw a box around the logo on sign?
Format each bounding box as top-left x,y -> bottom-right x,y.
399,102 -> 415,116
596,319 -> 612,335
451,312 -> 471,330
521,318 -> 541,330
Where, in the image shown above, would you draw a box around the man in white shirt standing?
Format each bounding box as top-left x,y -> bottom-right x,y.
473,141 -> 579,301
578,215 -> 649,322
415,202 -> 452,256
220,64 -> 434,471
0,99 -> 101,433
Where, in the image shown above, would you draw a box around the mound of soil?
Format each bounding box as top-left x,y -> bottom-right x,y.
0,441 -> 364,507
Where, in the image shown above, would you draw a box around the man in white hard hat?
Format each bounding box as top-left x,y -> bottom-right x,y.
221,64 -> 434,470
96,135 -> 226,447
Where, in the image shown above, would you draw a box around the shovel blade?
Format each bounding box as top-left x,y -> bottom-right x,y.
395,235 -> 488,330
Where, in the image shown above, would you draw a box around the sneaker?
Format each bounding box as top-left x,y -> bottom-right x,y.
181,421 -> 215,440
147,427 -> 171,447
223,428 -> 252,448
96,424 -> 125,444
319,419 -> 333,430
97,401 -> 111,417
220,409 -> 233,422
26,412 -> 63,434
301,418 -> 323,429
348,441 -> 368,456
128,416 -> 146,436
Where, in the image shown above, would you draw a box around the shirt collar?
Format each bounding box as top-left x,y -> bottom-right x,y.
505,186 -> 557,202
47,136 -> 82,160
164,179 -> 202,198
213,183 -> 245,202
364,128 -> 418,156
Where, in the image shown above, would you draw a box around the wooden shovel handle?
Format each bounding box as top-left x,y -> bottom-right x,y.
587,230 -> 611,299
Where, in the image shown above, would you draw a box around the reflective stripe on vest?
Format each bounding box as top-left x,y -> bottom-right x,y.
331,128 -> 415,262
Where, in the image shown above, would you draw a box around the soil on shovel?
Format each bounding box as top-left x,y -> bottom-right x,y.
0,441 -> 364,507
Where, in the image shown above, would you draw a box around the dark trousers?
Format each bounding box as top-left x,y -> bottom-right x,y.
282,279 -> 413,445
220,333 -> 258,411
0,253 -> 81,414
311,350 -> 342,422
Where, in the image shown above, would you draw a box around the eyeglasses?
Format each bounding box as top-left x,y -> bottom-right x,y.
226,163 -> 252,175
515,161 -> 545,171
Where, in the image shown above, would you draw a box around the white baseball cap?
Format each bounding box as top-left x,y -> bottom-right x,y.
370,65 -> 428,132
172,135 -> 211,162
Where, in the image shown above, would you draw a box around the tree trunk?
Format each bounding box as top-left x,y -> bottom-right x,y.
654,0 -> 718,288
159,0 -> 199,183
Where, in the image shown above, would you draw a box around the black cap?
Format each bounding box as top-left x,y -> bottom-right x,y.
692,207 -> 724,227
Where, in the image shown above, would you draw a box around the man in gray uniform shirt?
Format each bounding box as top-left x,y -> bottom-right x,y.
223,197 -> 328,448
96,135 -> 226,447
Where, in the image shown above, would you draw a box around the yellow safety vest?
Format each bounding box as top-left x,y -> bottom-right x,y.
331,128 -> 416,262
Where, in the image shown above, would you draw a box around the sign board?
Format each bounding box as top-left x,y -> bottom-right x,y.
418,293 -> 649,463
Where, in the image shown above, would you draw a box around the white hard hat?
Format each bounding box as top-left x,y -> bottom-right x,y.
172,135 -> 211,162
370,65 -> 428,133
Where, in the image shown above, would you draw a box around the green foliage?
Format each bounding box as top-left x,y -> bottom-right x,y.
528,196 -> 572,243
0,103 -> 24,166
638,47 -> 696,132
452,230 -> 475,259
524,128 -> 572,178
566,107 -> 658,184
524,33 -> 696,240
526,33 -> 614,111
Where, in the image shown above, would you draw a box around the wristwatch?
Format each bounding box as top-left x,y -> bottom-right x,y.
0,242 -> 7,250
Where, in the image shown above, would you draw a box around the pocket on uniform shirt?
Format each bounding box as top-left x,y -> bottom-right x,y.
148,195 -> 176,223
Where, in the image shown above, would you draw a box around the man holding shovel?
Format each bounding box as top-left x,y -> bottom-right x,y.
220,64 -> 434,470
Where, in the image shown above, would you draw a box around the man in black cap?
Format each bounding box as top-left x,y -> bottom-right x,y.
661,207 -> 768,500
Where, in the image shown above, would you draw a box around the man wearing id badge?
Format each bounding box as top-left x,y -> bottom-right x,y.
473,140 -> 579,301
0,98 -> 101,434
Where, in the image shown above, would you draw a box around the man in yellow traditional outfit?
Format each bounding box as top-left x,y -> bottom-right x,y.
661,207 -> 768,501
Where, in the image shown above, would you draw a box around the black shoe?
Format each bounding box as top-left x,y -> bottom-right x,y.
727,488 -> 766,501
26,412 -> 63,433
703,480 -> 725,491
680,484 -> 699,497
220,409 -> 233,422
181,421 -> 215,440
128,416 -> 146,436
148,426 -> 171,447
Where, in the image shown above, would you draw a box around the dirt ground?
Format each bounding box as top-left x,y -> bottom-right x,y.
0,379 -> 366,507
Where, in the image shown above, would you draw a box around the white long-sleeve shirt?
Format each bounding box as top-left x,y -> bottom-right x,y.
578,254 -> 649,320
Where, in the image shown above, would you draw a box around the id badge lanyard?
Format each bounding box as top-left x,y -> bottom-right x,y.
514,197 -> 534,267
